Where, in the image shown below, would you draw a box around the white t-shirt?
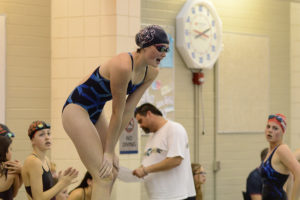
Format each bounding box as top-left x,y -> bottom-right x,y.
142,120 -> 196,200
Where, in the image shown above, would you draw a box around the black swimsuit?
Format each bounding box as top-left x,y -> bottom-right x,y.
0,184 -> 14,200
25,155 -> 55,200
62,52 -> 148,124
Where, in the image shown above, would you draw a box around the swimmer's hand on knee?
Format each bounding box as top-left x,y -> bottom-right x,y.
99,152 -> 113,178
113,154 -> 119,171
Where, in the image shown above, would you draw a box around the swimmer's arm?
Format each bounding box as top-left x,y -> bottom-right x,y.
119,67 -> 159,135
12,173 -> 22,197
277,144 -> 300,200
105,55 -> 132,154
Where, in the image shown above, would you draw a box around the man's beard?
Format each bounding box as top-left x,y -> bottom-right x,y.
142,127 -> 150,134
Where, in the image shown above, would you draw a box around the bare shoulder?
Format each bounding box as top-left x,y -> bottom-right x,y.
294,148 -> 300,161
0,174 -> 14,190
110,53 -> 132,71
69,188 -> 84,199
23,155 -> 42,173
277,144 -> 291,154
276,144 -> 295,162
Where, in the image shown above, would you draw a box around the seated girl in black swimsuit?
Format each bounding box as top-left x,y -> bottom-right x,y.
22,121 -> 78,200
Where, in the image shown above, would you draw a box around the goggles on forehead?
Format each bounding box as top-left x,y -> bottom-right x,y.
268,114 -> 286,131
6,132 -> 15,138
268,115 -> 284,123
154,44 -> 169,53
28,122 -> 51,139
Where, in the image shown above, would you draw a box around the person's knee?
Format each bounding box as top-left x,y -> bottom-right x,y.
90,170 -> 114,185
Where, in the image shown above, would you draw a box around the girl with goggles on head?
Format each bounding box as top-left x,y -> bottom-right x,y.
260,114 -> 300,200
61,25 -> 169,200
22,120 -> 78,200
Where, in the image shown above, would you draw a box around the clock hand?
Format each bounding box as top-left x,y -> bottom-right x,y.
193,29 -> 209,38
195,28 -> 211,39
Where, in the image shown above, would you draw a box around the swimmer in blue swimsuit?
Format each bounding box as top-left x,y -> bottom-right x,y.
61,25 -> 169,200
261,114 -> 300,200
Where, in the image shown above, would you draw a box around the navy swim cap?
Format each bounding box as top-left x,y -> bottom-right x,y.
135,25 -> 169,48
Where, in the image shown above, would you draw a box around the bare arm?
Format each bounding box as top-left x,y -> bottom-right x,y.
105,60 -> 158,153
133,156 -> 182,178
277,145 -> 300,200
285,148 -> 300,198
12,174 -> 22,197
117,66 -> 159,144
250,194 -> 262,200
104,55 -> 132,154
5,160 -> 23,197
285,174 -> 293,199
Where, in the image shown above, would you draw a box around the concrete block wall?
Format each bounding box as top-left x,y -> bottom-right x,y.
0,0 -> 296,199
141,0 -> 290,200
0,0 -> 51,199
51,0 -> 141,199
290,2 -> 300,150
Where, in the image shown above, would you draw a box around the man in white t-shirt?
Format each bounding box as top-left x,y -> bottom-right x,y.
133,103 -> 196,200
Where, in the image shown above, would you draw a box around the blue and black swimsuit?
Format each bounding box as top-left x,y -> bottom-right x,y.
63,52 -> 148,124
260,145 -> 289,200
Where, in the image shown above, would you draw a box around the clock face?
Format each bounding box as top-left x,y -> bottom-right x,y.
183,3 -> 221,68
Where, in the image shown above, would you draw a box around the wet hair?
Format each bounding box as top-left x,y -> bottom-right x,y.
260,148 -> 269,162
0,136 -> 12,179
135,25 -> 169,49
134,103 -> 163,117
69,171 -> 92,194
76,171 -> 92,188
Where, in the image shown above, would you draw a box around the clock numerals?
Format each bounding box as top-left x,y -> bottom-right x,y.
186,16 -> 190,23
192,7 -> 195,14
212,20 -> 215,27
212,45 -> 216,52
185,29 -> 189,36
192,52 -> 195,59
187,43 -> 191,49
207,54 -> 210,60
214,33 -> 217,40
199,57 -> 203,64
199,5 -> 203,12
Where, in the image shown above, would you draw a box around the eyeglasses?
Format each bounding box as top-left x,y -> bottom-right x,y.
194,172 -> 207,176
154,44 -> 169,53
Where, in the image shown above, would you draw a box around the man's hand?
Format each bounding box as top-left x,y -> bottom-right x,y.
133,166 -> 148,178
